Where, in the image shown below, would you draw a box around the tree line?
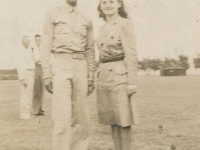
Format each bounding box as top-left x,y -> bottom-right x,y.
138,55 -> 200,71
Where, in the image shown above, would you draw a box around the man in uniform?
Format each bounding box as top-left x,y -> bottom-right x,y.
32,34 -> 45,116
17,35 -> 35,119
40,0 -> 95,150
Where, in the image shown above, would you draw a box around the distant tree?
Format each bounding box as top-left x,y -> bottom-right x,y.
138,58 -> 164,71
138,55 -> 190,71
163,58 -> 180,68
179,55 -> 189,69
148,59 -> 163,71
138,59 -> 149,71
193,57 -> 200,68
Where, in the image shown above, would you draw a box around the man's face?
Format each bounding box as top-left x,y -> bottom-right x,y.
66,0 -> 77,6
22,36 -> 30,49
35,36 -> 41,47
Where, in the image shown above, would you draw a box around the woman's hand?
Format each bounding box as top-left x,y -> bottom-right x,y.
127,85 -> 137,97
88,80 -> 95,96
44,78 -> 53,94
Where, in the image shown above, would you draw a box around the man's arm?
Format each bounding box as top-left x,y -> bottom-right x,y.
85,20 -> 96,81
16,51 -> 26,81
40,11 -> 54,94
85,20 -> 96,95
33,47 -> 41,64
40,11 -> 54,79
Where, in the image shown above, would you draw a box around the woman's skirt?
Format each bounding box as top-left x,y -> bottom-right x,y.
96,61 -> 139,127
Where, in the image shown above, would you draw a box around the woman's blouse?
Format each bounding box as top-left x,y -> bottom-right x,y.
96,17 -> 138,85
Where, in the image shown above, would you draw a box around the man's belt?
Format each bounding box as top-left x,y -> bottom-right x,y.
101,56 -> 124,63
54,53 -> 85,60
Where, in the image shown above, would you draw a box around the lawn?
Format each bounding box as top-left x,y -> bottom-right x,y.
0,76 -> 199,150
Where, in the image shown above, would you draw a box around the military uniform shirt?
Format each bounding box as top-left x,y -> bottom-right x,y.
40,3 -> 95,80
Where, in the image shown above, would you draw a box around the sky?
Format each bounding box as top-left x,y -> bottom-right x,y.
0,0 -> 200,69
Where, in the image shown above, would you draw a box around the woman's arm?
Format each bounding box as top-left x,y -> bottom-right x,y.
120,19 -> 138,86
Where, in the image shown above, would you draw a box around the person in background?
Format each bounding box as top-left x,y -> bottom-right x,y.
40,0 -> 96,149
32,34 -> 45,116
96,0 -> 139,149
17,35 -> 35,120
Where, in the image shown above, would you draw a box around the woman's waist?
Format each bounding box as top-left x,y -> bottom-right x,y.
99,60 -> 127,75
100,53 -> 125,64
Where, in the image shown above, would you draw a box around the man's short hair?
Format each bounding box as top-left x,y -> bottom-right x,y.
22,35 -> 29,40
35,34 -> 41,38
22,35 -> 28,38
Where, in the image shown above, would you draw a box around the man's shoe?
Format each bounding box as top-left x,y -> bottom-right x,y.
38,111 -> 45,116
40,109 -> 45,113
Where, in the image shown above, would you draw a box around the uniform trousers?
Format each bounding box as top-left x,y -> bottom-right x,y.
20,70 -> 35,119
32,65 -> 44,115
51,57 -> 90,150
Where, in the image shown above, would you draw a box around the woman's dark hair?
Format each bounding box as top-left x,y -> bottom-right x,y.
98,0 -> 128,21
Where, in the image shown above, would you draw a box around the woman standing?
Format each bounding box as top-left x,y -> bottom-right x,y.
96,0 -> 139,149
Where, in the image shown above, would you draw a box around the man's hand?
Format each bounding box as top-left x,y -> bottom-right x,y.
127,85 -> 137,97
96,70 -> 100,79
44,78 -> 53,94
20,79 -> 27,87
87,80 -> 95,96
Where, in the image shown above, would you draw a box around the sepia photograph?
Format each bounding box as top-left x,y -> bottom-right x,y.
0,0 -> 200,149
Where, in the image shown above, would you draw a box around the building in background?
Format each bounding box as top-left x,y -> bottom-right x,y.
162,66 -> 186,76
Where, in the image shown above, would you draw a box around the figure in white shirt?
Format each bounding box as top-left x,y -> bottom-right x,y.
32,34 -> 45,116
17,35 -> 35,119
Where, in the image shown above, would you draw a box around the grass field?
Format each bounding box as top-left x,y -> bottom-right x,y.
0,76 -> 200,150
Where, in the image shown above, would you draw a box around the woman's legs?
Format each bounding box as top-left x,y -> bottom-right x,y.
119,126 -> 132,150
111,125 -> 132,150
111,125 -> 121,150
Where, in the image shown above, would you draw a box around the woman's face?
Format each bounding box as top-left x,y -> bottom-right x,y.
100,0 -> 121,16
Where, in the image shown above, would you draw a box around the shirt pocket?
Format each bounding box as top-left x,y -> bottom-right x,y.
97,68 -> 127,91
78,24 -> 87,37
107,33 -> 121,47
113,62 -> 128,85
97,62 -> 128,89
53,18 -> 70,34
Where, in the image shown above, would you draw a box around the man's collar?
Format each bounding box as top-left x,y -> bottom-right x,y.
64,2 -> 77,13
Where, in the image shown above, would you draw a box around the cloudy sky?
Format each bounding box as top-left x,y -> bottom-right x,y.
0,0 -> 200,69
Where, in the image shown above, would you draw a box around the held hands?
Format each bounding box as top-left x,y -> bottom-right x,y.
20,79 -> 27,87
127,85 -> 137,97
88,80 -> 95,96
44,78 -> 53,94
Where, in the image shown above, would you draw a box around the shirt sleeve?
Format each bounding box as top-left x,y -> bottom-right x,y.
120,19 -> 138,85
16,51 -> 25,80
33,47 -> 41,64
40,11 -> 54,79
85,20 -> 96,81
